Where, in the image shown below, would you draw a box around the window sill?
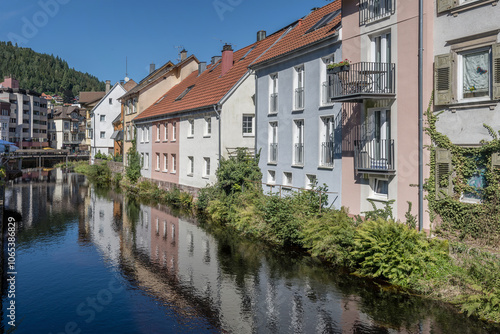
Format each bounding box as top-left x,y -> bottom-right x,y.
171,171 -> 176,175
446,100 -> 498,111
291,164 -> 304,169
268,161 -> 277,166
268,112 -> 278,116
202,176 -> 209,179
367,195 -> 389,203
243,134 -> 255,137
318,165 -> 334,170
319,103 -> 334,109
162,140 -> 168,143
203,135 -> 211,138
162,170 -> 168,173
450,0 -> 498,16
292,108 -> 304,114
187,136 -> 194,139
187,173 -> 193,177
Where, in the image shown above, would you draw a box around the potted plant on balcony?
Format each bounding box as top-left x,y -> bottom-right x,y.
327,59 -> 350,74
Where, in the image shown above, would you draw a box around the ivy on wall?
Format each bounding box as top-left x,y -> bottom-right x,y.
425,92 -> 500,245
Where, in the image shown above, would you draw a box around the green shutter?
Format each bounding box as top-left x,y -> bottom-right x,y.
434,54 -> 453,105
437,0 -> 455,14
435,148 -> 453,199
492,43 -> 500,100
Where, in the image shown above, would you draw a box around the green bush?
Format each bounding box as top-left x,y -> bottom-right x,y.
352,219 -> 449,288
260,194 -> 302,246
126,139 -> 141,183
216,148 -> 262,195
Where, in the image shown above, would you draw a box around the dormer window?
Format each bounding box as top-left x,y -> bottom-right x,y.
175,85 -> 195,101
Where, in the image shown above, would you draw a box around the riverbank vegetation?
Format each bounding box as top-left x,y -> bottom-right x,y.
194,149 -> 500,323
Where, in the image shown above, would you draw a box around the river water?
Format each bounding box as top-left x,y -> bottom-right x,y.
1,169 -> 499,334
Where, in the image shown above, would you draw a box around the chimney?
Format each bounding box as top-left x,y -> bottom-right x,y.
105,80 -> 111,93
257,30 -> 266,42
180,49 -> 187,61
150,63 -> 156,74
220,44 -> 233,77
198,62 -> 207,76
211,56 -> 221,65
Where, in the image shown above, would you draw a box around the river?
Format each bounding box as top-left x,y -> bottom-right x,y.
1,169 -> 499,333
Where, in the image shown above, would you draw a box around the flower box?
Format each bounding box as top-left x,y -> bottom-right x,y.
327,64 -> 350,74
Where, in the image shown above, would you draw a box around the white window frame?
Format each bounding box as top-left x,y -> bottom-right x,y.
164,123 -> 168,141
242,114 -> 254,136
100,115 -> 106,122
144,153 -> 149,170
320,116 -> 335,167
188,156 -> 194,176
163,153 -> 168,172
188,119 -> 194,137
145,126 -> 150,142
294,65 -> 305,110
268,121 -> 278,163
156,124 -> 160,141
321,55 -> 335,105
203,157 -> 210,178
269,73 -> 278,114
293,119 -> 304,166
156,153 -> 160,171
283,172 -> 293,187
457,47 -> 492,103
305,174 -> 316,190
171,154 -> 176,173
172,122 -> 177,141
267,170 -> 276,184
204,117 -> 212,136
100,131 -> 105,139
370,177 -> 389,200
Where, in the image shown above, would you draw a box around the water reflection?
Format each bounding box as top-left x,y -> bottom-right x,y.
3,169 -> 500,334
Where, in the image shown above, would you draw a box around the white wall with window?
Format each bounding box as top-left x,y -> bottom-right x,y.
320,116 -> 335,167
242,114 -> 254,136
293,119 -> 304,166
320,55 -> 335,105
269,73 -> 279,113
268,122 -> 278,163
203,157 -> 210,178
294,65 -> 305,110
204,117 -> 211,136
188,156 -> 194,176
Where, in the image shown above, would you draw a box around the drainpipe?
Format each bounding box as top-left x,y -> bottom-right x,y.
418,0 -> 424,231
213,104 -> 221,168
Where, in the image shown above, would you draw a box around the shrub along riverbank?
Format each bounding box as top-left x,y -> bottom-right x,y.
63,155 -> 500,323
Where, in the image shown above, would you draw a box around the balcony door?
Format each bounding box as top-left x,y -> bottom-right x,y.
371,33 -> 391,92
364,109 -> 391,169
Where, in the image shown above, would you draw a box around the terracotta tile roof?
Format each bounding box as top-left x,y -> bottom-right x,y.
79,91 -> 106,104
253,1 -> 341,66
134,30 -> 286,122
123,79 -> 138,92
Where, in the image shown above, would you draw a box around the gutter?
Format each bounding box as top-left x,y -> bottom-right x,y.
418,0 -> 424,231
213,104 -> 221,168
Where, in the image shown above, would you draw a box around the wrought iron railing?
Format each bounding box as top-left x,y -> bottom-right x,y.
321,141 -> 335,167
270,93 -> 278,113
269,143 -> 278,163
294,143 -> 304,165
359,0 -> 394,25
328,62 -> 395,100
354,139 -> 395,172
295,87 -> 304,109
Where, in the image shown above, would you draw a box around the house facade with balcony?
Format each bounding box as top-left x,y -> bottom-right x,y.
339,0 -> 434,228
48,106 -> 86,151
433,0 -> 500,203
251,1 -> 343,206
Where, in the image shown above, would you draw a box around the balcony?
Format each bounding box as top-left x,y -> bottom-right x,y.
294,143 -> 304,165
328,62 -> 395,102
269,143 -> 278,163
354,139 -> 395,174
320,141 -> 335,167
270,93 -> 278,113
359,0 -> 394,25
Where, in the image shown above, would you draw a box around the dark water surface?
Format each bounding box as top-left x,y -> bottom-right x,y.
1,169 -> 499,334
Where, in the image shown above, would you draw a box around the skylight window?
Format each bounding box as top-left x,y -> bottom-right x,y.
305,9 -> 340,34
175,85 -> 195,101
155,96 -> 166,105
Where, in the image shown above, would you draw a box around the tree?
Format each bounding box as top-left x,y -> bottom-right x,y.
125,138 -> 141,183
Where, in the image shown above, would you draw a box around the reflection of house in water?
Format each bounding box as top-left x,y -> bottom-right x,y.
150,206 -> 178,273
5,169 -> 87,229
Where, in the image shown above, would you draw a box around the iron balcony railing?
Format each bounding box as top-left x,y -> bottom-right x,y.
354,139 -> 395,173
328,62 -> 395,101
270,93 -> 278,113
295,87 -> 304,109
294,143 -> 304,165
321,141 -> 335,167
269,143 -> 278,163
359,0 -> 394,25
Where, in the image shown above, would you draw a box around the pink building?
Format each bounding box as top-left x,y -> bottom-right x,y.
337,0 -> 433,231
151,118 -> 180,186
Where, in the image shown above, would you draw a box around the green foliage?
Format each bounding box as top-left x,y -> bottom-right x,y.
0,41 -> 104,96
352,219 -> 449,288
362,199 -> 395,221
260,194 -> 302,246
301,208 -> 356,266
216,148 -> 262,195
112,171 -> 122,187
74,161 -> 111,186
425,92 -> 500,245
125,138 -> 141,183
404,201 -> 417,230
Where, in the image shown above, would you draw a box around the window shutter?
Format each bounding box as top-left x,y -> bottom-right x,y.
434,54 -> 453,105
492,43 -> 500,100
435,148 -> 453,199
437,0 -> 455,14
492,152 -> 500,168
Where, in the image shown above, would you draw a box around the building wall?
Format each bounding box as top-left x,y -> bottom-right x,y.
151,118 -> 180,184
136,122 -> 152,179
434,2 -> 500,144
256,43 -> 343,207
91,84 -> 126,159
179,109 -> 219,189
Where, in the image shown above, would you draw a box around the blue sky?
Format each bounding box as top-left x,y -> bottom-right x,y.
0,0 -> 332,85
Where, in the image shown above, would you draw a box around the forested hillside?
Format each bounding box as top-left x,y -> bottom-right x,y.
0,41 -> 105,97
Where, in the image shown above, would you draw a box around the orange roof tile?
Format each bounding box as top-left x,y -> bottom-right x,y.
253,1 -> 341,66
134,29 -> 287,122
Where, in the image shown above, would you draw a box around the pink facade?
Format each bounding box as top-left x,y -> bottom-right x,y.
0,76 -> 19,89
151,118 -> 180,184
150,207 -> 179,271
340,0 -> 433,230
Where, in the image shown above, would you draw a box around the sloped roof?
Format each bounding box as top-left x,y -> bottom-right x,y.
134,31 -> 286,122
52,105 -> 80,120
252,1 -> 341,66
79,91 -> 106,104
123,79 -> 138,92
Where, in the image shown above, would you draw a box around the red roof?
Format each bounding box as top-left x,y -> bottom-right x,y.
253,1 -> 341,66
134,29 -> 287,122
